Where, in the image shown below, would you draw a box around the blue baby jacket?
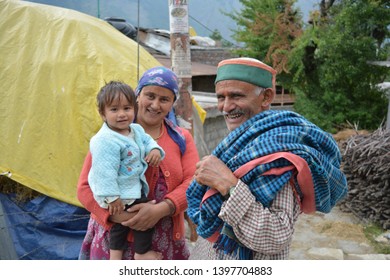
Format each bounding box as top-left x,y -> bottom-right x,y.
88,122 -> 165,208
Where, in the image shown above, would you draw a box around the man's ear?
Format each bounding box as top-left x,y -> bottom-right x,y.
261,88 -> 275,108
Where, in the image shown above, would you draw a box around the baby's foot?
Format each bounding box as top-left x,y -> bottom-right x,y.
134,250 -> 163,260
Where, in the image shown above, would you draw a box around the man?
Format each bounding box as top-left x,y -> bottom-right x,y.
186,57 -> 348,260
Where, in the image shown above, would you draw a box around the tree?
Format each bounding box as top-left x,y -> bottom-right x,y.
228,0 -> 389,132
289,0 -> 390,131
226,0 -> 303,85
210,29 -> 223,42
210,29 -> 234,47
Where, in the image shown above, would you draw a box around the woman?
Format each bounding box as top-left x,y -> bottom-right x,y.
77,66 -> 200,260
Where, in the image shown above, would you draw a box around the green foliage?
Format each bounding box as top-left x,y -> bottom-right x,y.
225,0 -> 302,83
210,29 -> 223,41
289,0 -> 390,131
363,223 -> 390,254
229,0 -> 390,132
210,29 -> 234,47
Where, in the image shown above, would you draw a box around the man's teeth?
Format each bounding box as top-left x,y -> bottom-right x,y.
226,113 -> 241,119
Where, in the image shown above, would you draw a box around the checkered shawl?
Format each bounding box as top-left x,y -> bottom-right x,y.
186,110 -> 348,259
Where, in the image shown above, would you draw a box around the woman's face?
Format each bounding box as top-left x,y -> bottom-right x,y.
136,85 -> 175,127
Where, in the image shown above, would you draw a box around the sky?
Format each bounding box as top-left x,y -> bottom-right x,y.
296,0 -> 320,21
26,0 -> 321,45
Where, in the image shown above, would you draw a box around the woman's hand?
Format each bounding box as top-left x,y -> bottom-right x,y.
121,200 -> 167,231
194,155 -> 238,196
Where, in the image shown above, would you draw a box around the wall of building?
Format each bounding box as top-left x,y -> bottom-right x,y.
191,47 -> 236,66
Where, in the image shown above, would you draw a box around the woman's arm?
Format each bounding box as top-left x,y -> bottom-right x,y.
164,128 -> 199,215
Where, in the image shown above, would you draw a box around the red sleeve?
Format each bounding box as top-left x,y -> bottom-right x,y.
77,152 -> 111,227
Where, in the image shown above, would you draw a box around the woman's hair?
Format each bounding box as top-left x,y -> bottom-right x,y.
96,81 -> 137,115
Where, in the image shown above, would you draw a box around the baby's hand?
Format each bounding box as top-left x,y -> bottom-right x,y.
145,149 -> 162,167
108,198 -> 124,215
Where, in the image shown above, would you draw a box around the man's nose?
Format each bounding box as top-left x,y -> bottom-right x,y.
222,97 -> 234,112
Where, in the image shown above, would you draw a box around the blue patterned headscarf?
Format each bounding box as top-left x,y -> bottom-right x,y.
135,66 -> 179,100
135,66 -> 186,154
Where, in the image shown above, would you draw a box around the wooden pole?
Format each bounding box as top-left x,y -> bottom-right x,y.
168,0 -> 193,134
168,1 -> 198,242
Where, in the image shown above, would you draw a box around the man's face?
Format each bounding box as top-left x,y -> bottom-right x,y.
216,80 -> 265,131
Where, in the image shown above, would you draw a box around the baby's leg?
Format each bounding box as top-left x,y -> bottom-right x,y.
109,223 -> 130,260
132,219 -> 159,260
110,249 -> 124,260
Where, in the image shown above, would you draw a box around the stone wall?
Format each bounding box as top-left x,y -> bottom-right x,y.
202,113 -> 229,154
191,47 -> 236,66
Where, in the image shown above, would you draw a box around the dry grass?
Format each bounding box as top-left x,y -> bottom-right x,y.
0,176 -> 40,203
332,128 -> 370,142
315,221 -> 368,243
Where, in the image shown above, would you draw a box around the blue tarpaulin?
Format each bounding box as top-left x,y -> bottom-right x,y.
0,193 -> 89,260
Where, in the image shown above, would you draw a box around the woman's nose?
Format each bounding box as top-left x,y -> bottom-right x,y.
150,99 -> 160,108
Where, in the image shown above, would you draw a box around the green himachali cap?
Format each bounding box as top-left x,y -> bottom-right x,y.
215,57 -> 276,91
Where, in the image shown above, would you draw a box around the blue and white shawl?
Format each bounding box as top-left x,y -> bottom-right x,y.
186,110 -> 348,259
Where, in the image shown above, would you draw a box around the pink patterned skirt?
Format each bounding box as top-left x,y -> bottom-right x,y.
79,172 -> 190,260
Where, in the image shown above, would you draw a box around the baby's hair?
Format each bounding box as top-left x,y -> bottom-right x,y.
96,81 -> 137,115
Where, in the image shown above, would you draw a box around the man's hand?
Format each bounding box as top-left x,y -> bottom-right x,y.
194,155 -> 238,196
